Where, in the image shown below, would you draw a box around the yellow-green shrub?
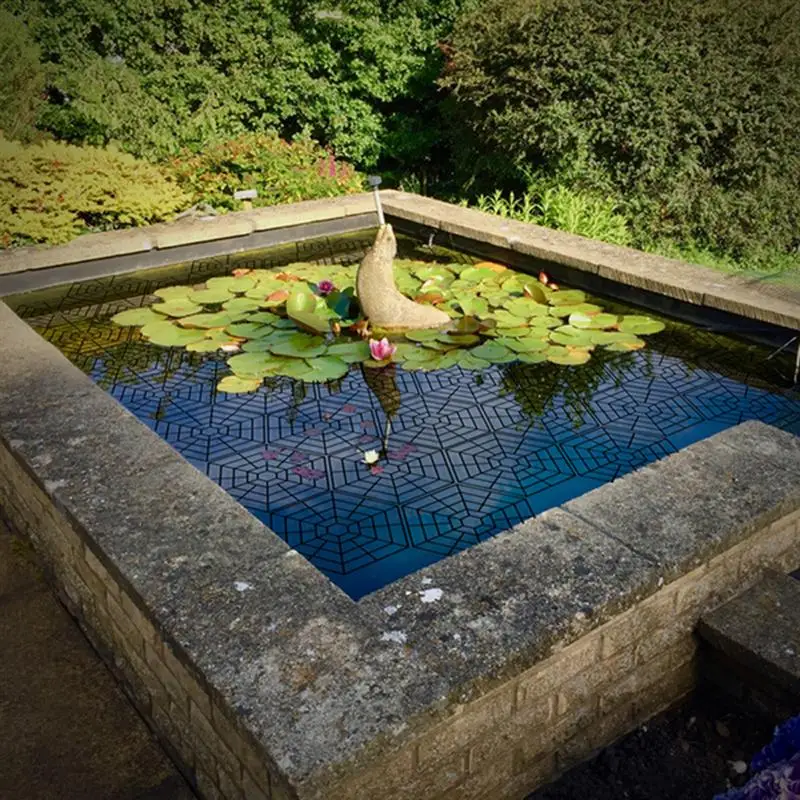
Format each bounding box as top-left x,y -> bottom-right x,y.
0,135 -> 190,247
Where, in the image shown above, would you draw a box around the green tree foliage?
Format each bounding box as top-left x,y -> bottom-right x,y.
6,0 -> 472,168
168,133 -> 364,210
442,0 -> 800,264
0,11 -> 46,142
0,135 -> 190,246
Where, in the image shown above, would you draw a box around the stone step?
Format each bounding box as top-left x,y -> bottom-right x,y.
697,569 -> 800,718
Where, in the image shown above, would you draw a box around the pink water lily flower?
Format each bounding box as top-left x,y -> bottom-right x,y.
317,279 -> 336,296
369,337 -> 396,362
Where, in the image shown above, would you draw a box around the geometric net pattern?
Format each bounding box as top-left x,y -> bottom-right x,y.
12,242 -> 800,599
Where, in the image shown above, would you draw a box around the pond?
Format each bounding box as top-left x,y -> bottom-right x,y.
7,232 -> 800,599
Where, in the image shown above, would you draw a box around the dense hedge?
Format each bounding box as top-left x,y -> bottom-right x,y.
0,136 -> 190,246
442,0 -> 800,264
5,0 -> 473,169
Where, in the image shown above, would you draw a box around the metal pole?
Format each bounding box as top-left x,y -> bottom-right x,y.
367,175 -> 385,226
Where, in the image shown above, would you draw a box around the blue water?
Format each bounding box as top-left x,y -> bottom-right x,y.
12,256 -> 800,599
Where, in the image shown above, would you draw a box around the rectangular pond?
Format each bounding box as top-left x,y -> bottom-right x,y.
7,232 -> 800,600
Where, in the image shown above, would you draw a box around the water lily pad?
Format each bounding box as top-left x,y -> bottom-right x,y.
111,307 -> 163,326
286,286 -> 316,314
270,333 -> 327,359
523,283 -> 548,304
548,303 -> 603,318
546,346 -> 592,365
497,326 -> 532,338
289,310 -> 331,334
153,285 -> 191,300
259,290 -> 291,307
499,336 -> 550,353
272,318 -> 297,329
470,341 -> 515,362
461,266 -> 501,282
227,352 -> 283,377
501,277 -> 526,294
569,312 -> 619,329
504,298 -> 549,318
618,315 -> 666,335
449,316 -> 483,334
223,297 -> 262,313
326,340 -> 371,363
517,351 -> 549,364
188,287 -> 233,304
225,322 -> 270,338
247,311 -> 281,324
455,295 -> 489,317
405,329 -> 442,343
140,320 -> 206,347
548,289 -> 587,306
179,312 -> 237,328
459,351 -> 492,371
299,356 -> 351,382
152,299 -> 202,318
187,339 -> 228,353
492,311 -> 528,328
217,375 -> 263,393
438,333 -> 481,346
400,347 -> 440,363
549,326 -> 596,348
413,265 -> 455,282
206,276 -> 256,293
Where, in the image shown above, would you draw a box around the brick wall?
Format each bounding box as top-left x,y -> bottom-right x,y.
3,427 -> 799,800
0,440 -> 289,800
328,507 -> 800,800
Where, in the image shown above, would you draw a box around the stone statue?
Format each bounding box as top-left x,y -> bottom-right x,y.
356,224 -> 450,330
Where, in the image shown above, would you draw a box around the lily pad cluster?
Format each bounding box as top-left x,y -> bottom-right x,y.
110,259 -> 665,392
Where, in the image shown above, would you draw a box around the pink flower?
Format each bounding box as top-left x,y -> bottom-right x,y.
368,337 -> 397,362
317,279 -> 335,296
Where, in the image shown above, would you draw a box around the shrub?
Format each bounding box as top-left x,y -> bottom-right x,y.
473,182 -> 631,246
0,136 -> 190,247
0,11 -> 46,142
167,134 -> 364,211
442,0 -> 800,263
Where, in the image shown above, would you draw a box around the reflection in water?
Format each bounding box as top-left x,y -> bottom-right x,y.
12,243 -> 800,600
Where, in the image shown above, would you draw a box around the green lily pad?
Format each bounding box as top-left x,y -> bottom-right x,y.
618,315 -> 666,335
222,297 -> 262,314
153,285 -> 191,300
501,277 -> 526,294
523,283 -> 548,304
272,318 -> 297,329
225,322 -> 270,338
217,375 -> 263,393
405,329 -> 443,343
499,336 -> 550,353
301,356 -> 351,383
492,311 -> 528,328
413,265 -> 455,282
140,320 -> 206,347
187,339 -> 228,353
326,340 -> 371,363
270,333 -> 327,359
459,351 -> 492,371
504,298 -> 549,318
286,286 -> 316,314
449,316 -> 483,334
548,303 -> 603,318
152,299 -> 202,318
517,351 -> 549,364
111,307 -> 163,326
497,326 -> 532,338
206,276 -> 256,293
569,312 -> 619,329
289,310 -> 331,335
188,287 -> 234,304
591,331 -> 646,349
549,326 -> 596,348
247,311 -> 281,325
179,311 -> 236,329
399,347 -> 440,363
548,289 -> 587,306
546,346 -> 592,365
227,352 -> 283,377
460,266 -> 500,283
470,341 -> 516,362
455,295 -> 489,317
437,333 -> 481,346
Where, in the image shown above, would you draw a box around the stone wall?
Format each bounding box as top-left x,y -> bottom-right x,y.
0,441 -> 288,800
3,421 -> 799,799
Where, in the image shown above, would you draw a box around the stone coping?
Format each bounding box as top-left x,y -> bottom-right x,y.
2,291 -> 799,797
380,191 -> 800,331
0,194 -> 377,276
3,190 -> 797,336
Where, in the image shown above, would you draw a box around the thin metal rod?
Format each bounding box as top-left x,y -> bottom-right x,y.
795,340 -> 800,384
766,335 -> 798,361
372,186 -> 385,226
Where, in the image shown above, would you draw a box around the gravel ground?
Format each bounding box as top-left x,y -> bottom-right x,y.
528,690 -> 778,800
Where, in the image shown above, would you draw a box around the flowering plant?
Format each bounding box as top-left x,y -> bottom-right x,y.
316,279 -> 335,296
715,715 -> 800,800
368,337 -> 396,362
